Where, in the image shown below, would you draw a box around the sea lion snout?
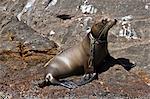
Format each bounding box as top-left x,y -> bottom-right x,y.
107,18 -> 117,29
108,18 -> 117,25
114,19 -> 117,24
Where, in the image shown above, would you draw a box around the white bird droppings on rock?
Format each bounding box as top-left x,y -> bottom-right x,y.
145,3 -> 150,10
145,5 -> 149,9
43,0 -> 57,10
83,17 -> 92,33
121,15 -> 133,21
49,30 -> 56,36
118,15 -> 139,40
78,0 -> 97,14
78,17 -> 92,33
17,0 -> 36,23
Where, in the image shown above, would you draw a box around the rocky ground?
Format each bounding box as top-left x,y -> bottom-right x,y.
0,0 -> 150,98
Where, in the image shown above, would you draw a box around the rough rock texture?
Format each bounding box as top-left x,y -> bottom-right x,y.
0,0 -> 150,98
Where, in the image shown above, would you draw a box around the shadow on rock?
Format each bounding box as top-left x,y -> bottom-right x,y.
97,54 -> 135,74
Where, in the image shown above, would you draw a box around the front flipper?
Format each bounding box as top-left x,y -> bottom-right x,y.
78,73 -> 97,86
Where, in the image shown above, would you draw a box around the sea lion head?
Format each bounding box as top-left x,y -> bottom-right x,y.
91,18 -> 117,41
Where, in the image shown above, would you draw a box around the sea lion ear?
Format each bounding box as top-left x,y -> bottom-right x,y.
102,20 -> 105,24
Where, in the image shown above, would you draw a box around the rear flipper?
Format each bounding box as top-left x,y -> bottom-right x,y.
78,73 -> 97,86
38,72 -> 97,88
59,80 -> 78,89
38,73 -> 78,89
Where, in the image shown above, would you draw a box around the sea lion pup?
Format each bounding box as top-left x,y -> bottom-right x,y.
38,18 -> 117,89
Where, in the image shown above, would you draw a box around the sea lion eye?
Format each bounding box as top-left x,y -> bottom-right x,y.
102,19 -> 107,24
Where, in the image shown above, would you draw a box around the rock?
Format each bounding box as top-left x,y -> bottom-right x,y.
99,65 -> 150,97
130,66 -> 150,86
0,0 -> 150,98
0,12 -> 58,74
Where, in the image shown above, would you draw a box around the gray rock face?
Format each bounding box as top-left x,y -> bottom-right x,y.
0,0 -> 150,98
0,13 -> 57,51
